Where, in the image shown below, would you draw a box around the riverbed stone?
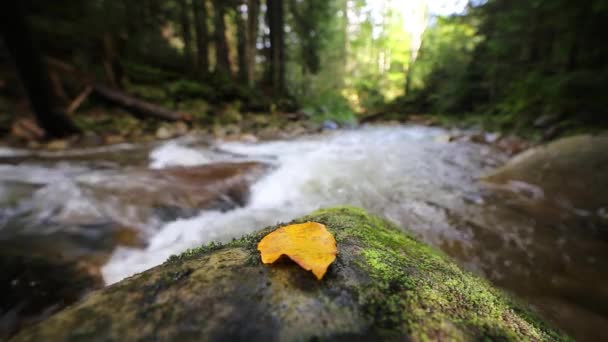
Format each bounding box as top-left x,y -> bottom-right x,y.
13,207 -> 568,341
0,249 -> 103,340
483,134 -> 608,211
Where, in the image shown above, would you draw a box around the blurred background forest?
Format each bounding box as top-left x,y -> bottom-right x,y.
0,0 -> 607,142
1,1 -> 608,340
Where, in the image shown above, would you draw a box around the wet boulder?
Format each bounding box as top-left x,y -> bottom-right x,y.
90,162 -> 269,218
0,248 -> 103,340
14,207 -> 567,341
483,134 -> 608,212
1,162 -> 268,338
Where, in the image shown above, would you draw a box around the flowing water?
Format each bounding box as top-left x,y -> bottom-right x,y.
1,125 -> 606,340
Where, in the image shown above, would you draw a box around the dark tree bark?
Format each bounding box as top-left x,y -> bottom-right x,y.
179,0 -> 194,68
93,84 -> 191,122
236,1 -> 248,82
566,2 -> 592,72
267,0 -> 286,96
246,0 -> 260,86
102,33 -> 124,89
212,0 -> 231,75
289,0 -> 325,74
123,0 -> 139,36
192,0 -> 210,75
0,1 -> 80,138
146,0 -> 161,25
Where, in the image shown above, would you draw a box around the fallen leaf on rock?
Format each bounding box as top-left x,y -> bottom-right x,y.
258,222 -> 337,280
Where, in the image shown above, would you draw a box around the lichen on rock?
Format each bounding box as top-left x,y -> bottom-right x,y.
13,207 -> 569,341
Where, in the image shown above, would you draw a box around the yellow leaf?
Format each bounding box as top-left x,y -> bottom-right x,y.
257,222 -> 337,280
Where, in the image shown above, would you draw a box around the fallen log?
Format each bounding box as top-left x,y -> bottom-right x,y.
66,85 -> 93,115
92,83 -> 191,122
46,57 -> 191,122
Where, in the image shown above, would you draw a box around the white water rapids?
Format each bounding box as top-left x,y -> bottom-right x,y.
100,126 -> 502,283
2,125 -> 607,339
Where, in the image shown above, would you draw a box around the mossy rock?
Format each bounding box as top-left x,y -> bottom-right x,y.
13,207 -> 568,341
484,134 -> 608,211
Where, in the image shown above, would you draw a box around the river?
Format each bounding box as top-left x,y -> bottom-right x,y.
1,125 -> 606,340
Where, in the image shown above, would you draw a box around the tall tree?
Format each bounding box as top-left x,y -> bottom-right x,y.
178,0 -> 194,67
212,0 -> 231,75
192,0 -> 209,74
123,0 -> 139,37
235,1 -> 248,82
288,0 -> 332,75
0,1 -> 80,138
267,0 -> 286,96
245,0 -> 260,86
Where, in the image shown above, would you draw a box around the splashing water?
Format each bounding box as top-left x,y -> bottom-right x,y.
1,125 -> 606,340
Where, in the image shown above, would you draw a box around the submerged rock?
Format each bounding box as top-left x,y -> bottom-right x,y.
14,207 -> 567,341
483,134 -> 608,212
90,162 -> 269,217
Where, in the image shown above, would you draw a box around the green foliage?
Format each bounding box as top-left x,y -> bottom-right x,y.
401,16 -> 479,114
288,0 -> 333,75
343,1 -> 420,111
16,0 -> 607,134
301,92 -> 356,125
352,77 -> 386,112
167,79 -> 213,100
399,0 -> 608,130
124,63 -> 181,84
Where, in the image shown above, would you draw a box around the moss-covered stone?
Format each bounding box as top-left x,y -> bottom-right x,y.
13,207 -> 569,341
484,134 -> 608,212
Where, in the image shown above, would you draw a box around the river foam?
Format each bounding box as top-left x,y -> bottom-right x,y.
101,126 -> 495,284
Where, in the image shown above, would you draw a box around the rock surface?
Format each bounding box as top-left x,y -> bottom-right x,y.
13,207 -> 567,341
91,162 -> 269,215
0,162 -> 268,338
0,250 -> 102,340
483,134 -> 608,212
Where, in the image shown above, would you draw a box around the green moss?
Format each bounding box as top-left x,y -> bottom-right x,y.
288,207 -> 567,341
126,84 -> 168,102
166,241 -> 224,263
164,206 -> 568,341
18,207 -> 567,341
73,111 -> 151,135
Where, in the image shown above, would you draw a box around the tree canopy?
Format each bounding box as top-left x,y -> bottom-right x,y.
1,0 -> 606,137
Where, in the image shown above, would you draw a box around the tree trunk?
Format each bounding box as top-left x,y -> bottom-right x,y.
179,0 -> 194,68
246,0 -> 260,86
567,2 -> 591,72
236,2 -> 248,83
267,0 -> 286,96
405,60 -> 413,95
212,0 -> 231,75
102,34 -> 124,88
123,0 -> 140,37
192,0 -> 209,75
0,1 -> 80,138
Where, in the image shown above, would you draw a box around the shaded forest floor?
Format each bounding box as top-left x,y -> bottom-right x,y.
0,81 -> 326,150
0,74 -> 603,154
